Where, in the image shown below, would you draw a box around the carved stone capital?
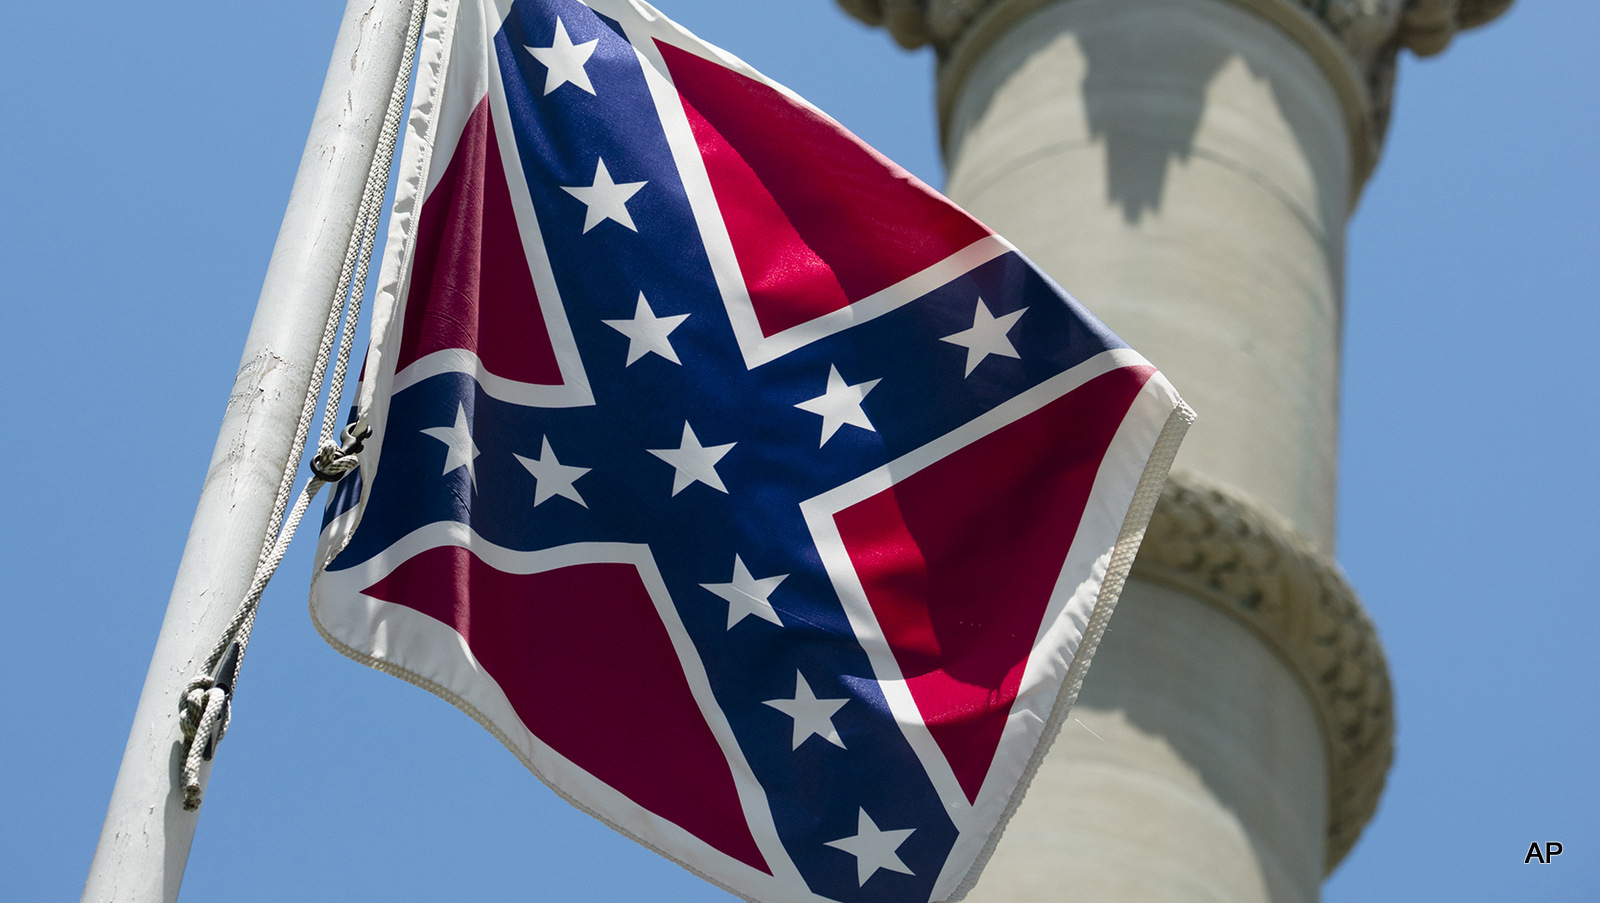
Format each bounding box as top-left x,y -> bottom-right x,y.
1131,471 -> 1393,871
838,0 -> 1508,55
837,0 -> 1511,161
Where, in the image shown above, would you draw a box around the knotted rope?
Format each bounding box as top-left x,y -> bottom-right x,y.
176,0 -> 426,811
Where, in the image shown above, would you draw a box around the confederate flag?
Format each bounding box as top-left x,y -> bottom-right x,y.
312,2 -> 1192,902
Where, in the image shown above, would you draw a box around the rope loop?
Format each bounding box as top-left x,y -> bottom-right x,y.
181,688 -> 229,811
177,676 -> 213,745
178,637 -> 241,810
310,421 -> 371,481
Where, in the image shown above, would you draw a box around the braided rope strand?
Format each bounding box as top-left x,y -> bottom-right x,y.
176,0 -> 425,811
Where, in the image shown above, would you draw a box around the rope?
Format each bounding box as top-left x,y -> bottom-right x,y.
179,688 -> 227,810
177,0 -> 427,811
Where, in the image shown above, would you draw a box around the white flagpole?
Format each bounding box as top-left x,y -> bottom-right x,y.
82,1 -> 419,900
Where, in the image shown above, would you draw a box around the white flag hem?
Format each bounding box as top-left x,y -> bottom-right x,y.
945,388 -> 1195,903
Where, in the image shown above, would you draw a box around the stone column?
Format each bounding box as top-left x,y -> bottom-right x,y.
837,1 -> 1509,900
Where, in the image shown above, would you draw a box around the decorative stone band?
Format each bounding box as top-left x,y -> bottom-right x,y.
1130,470 -> 1394,871
838,0 -> 1509,58
837,0 -> 1511,189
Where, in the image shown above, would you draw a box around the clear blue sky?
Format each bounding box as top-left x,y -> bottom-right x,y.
1,1 -> 1593,900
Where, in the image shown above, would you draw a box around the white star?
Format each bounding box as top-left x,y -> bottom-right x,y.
525,18 -> 598,96
647,422 -> 735,496
825,809 -> 917,886
701,556 -> 787,629
514,436 -> 590,508
562,158 -> 646,234
795,365 -> 881,447
421,404 -> 481,490
940,297 -> 1027,376
763,671 -> 848,750
603,293 -> 689,366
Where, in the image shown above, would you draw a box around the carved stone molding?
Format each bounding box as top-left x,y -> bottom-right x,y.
838,0 -> 1511,159
1130,471 -> 1393,871
839,0 -> 1508,55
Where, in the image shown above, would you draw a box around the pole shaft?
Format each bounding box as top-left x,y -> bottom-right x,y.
82,1 -> 416,900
